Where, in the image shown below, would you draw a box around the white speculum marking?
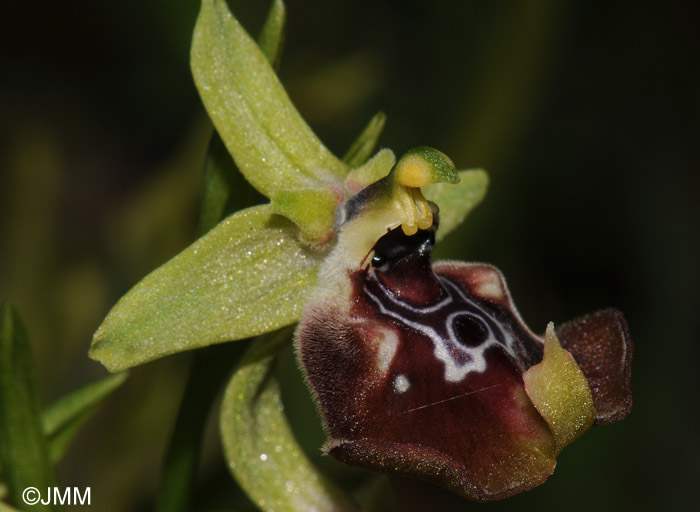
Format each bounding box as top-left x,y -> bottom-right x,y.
476,279 -> 504,300
364,275 -> 516,383
393,374 -> 411,393
374,328 -> 399,374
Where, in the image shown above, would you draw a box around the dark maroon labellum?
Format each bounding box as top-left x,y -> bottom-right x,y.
296,226 -> 632,501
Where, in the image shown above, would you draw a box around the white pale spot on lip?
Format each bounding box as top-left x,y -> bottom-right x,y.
394,374 -> 410,393
477,280 -> 504,300
374,328 -> 399,374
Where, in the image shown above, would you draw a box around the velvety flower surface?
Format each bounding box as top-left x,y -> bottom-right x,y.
296,167 -> 632,501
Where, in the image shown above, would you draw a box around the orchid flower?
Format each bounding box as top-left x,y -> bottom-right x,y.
90,0 -> 632,508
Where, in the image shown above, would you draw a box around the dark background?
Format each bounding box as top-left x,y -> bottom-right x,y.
1,1 -> 698,510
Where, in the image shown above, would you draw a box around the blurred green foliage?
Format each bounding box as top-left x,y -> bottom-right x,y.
1,0 -> 698,510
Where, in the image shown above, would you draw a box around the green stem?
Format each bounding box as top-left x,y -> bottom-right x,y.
155,342 -> 244,512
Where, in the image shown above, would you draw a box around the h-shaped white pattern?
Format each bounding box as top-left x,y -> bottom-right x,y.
364,274 -> 517,383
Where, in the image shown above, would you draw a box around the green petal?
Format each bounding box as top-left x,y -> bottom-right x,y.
344,148 -> 395,194
42,372 -> 127,463
191,0 -> 348,198
271,188 -> 339,247
90,205 -> 322,372
423,168 -> 488,241
0,304 -> 56,510
221,330 -> 356,512
342,111 -> 387,168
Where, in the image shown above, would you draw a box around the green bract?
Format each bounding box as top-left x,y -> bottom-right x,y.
221,329 -> 356,512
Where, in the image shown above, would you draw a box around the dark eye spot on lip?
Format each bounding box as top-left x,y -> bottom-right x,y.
453,314 -> 489,347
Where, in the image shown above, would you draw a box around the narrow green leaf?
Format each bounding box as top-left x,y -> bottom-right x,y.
342,112 -> 386,168
191,0 -> 348,198
0,303 -> 56,511
258,0 -> 286,71
423,169 -> 489,241
42,372 -> 127,463
90,205 -> 323,372
42,373 -> 126,437
221,330 -> 356,512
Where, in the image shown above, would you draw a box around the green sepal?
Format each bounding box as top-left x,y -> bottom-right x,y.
523,323 -> 595,452
258,0 -> 286,71
423,169 -> 488,241
90,205 -> 323,372
220,329 -> 356,512
191,0 -> 348,199
342,112 -> 386,168
0,303 -> 57,511
198,0 -> 288,235
344,148 -> 395,194
42,372 -> 127,464
271,188 -> 339,247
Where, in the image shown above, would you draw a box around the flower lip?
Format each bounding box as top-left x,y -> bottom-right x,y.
297,213 -> 632,501
298,225 -> 558,501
